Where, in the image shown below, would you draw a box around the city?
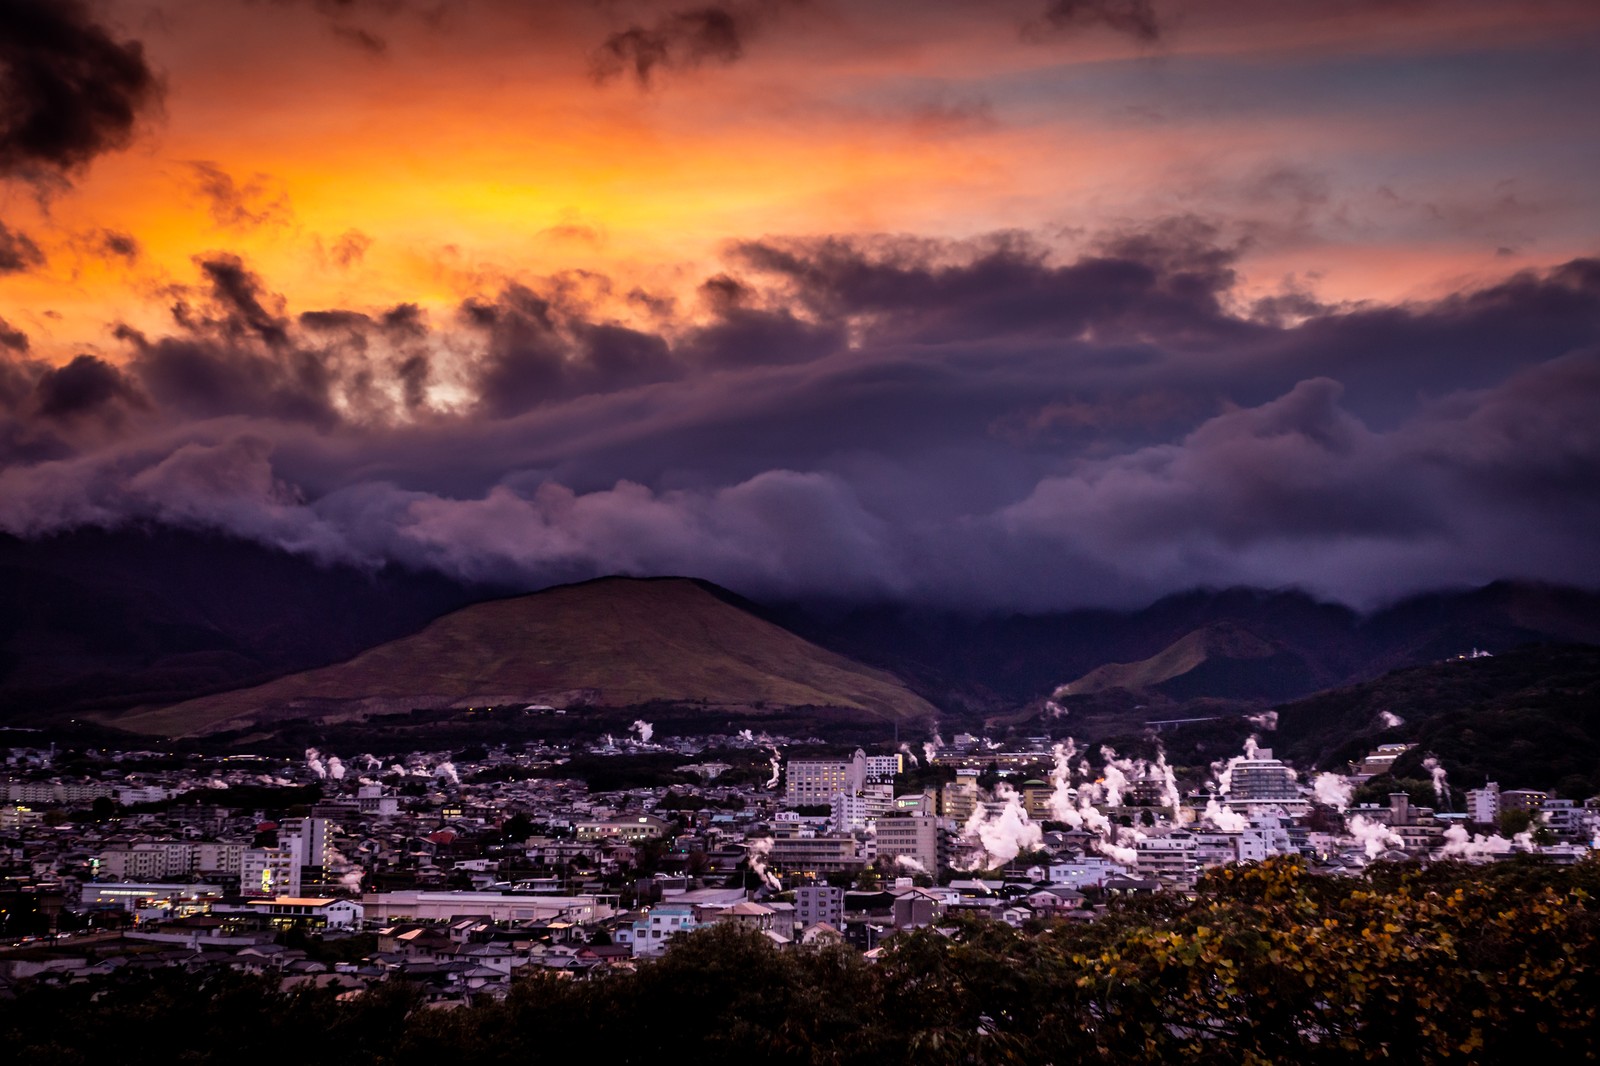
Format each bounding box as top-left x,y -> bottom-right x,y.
4,721 -> 1593,998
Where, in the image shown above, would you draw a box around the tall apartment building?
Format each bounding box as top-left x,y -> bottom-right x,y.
1466,781 -> 1500,824
282,817 -> 332,868
784,749 -> 867,806
940,771 -> 980,823
831,784 -> 895,833
864,754 -> 903,784
97,844 -> 184,881
196,841 -> 247,878
795,884 -> 845,929
242,840 -> 302,897
1227,750 -> 1299,801
873,813 -> 944,875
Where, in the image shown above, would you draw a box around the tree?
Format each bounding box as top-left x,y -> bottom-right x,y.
500,813 -> 534,843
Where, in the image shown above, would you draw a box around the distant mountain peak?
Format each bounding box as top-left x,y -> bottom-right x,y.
108,574 -> 939,737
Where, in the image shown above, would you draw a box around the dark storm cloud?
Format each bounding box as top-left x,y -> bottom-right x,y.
92,228 -> 141,262
380,303 -> 428,338
1,232 -> 1598,609
728,226 -> 1250,347
591,2 -> 801,86
0,0 -> 163,181
185,162 -> 294,232
187,254 -> 293,347
33,354 -> 143,421
0,221 -> 44,274
1035,0 -> 1161,42
464,282 -> 680,417
0,315 -> 27,354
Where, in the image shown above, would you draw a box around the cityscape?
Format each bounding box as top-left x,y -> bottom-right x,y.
3,0 -> 1599,1060
3,717 -> 1593,979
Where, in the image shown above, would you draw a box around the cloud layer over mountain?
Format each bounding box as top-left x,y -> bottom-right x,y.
3,231 -> 1596,609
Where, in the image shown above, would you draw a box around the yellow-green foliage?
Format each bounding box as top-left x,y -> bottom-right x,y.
5,856 -> 1597,1065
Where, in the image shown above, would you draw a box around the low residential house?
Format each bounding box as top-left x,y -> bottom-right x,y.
716,900 -> 776,933
1000,904 -> 1035,927
1023,885 -> 1086,917
892,888 -> 947,930
632,903 -> 697,957
797,922 -> 843,946
454,943 -> 518,974
576,943 -> 635,970
231,944 -> 305,974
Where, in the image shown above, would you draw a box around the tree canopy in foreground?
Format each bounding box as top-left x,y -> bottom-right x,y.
3,856 -> 1597,1064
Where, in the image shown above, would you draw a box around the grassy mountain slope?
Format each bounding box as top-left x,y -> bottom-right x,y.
1056,621 -> 1329,702
111,577 -> 940,736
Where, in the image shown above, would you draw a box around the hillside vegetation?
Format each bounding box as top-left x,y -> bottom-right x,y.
111,577 -> 939,737
1273,644 -> 1600,796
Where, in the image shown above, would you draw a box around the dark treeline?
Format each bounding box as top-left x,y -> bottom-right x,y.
4,857 -> 1598,1064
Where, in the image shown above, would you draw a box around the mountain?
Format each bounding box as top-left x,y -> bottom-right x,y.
776,582 -> 1600,711
1270,643 -> 1600,798
1057,621 -> 1333,703
4,527 -> 1599,727
0,528 -> 497,719
108,577 -> 942,737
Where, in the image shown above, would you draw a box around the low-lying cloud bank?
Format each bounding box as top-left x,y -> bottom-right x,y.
3,229 -> 1597,609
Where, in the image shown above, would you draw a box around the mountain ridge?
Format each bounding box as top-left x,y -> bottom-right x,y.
108,576 -> 942,737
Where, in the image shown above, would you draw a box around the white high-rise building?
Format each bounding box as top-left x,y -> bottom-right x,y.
1466,781 -> 1500,825
242,839 -> 302,897
831,784 -> 895,833
785,749 -> 867,806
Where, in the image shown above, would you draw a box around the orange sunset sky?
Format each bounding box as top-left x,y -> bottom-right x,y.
6,0 -> 1598,360
2,0 -> 1598,609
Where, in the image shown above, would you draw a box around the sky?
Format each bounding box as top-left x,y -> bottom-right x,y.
0,0 -> 1597,610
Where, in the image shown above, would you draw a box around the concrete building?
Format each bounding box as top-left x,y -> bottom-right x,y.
864,754 -> 903,784
785,750 -> 867,807
357,784 -> 400,817
247,896 -> 364,929
940,771 -> 980,822
1227,750 -> 1299,802
767,827 -> 863,875
1348,743 -> 1414,781
1135,832 -> 1198,891
81,882 -> 223,915
575,814 -> 670,842
361,890 -> 614,924
873,814 -> 944,875
97,842 -> 195,881
1466,781 -> 1500,824
795,884 -> 844,929
632,903 -> 697,957
242,841 -> 302,898
831,784 -> 895,833
1501,790 -> 1548,817
1047,856 -> 1124,888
